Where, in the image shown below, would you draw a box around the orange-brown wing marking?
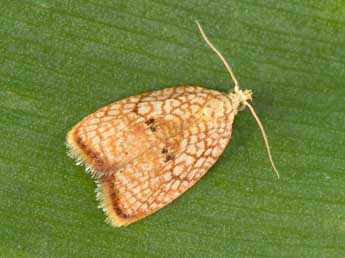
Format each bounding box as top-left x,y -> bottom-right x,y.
98,148 -> 166,226
66,94 -> 144,177
98,94 -> 235,227
66,86 -> 209,178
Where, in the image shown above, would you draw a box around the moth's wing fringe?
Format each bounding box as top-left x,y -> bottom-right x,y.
65,128 -> 107,179
95,180 -> 131,227
66,128 -> 134,227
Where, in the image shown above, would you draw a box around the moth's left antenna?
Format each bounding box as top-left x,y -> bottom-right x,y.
196,21 -> 239,93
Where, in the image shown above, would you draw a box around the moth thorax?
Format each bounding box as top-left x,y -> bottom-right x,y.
228,89 -> 253,111
201,97 -> 228,120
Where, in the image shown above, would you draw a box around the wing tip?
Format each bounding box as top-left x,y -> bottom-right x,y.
96,181 -> 137,227
66,127 -> 105,179
67,126 -> 137,227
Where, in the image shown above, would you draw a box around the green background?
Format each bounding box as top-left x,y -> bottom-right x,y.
1,1 -> 345,257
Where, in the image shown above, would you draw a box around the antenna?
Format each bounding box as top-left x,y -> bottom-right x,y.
196,21 -> 280,178
245,101 -> 280,178
196,20 -> 239,92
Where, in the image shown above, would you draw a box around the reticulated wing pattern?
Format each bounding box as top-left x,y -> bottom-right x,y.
93,87 -> 235,226
67,86 -> 211,177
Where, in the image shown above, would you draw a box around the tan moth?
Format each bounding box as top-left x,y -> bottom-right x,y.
66,22 -> 279,227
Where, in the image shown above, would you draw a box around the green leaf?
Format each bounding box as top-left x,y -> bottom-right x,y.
1,1 -> 345,257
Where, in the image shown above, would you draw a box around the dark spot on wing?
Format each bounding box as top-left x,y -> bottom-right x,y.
145,118 -> 155,125
165,154 -> 174,162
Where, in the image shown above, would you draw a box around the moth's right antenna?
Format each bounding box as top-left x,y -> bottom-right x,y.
196,21 -> 239,92
245,101 -> 280,178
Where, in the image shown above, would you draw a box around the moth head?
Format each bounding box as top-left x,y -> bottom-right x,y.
237,89 -> 253,111
228,89 -> 253,112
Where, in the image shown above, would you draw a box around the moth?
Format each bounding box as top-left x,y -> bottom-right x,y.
66,22 -> 279,227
